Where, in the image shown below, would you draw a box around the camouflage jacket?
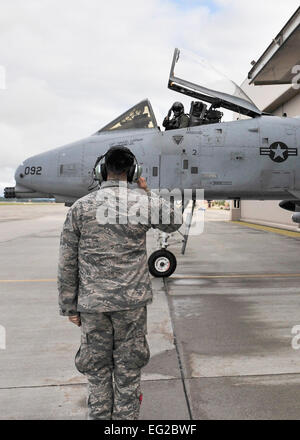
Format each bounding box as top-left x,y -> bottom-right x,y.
58,180 -> 182,315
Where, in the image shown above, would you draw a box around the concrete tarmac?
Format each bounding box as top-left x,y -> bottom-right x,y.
0,203 -> 300,419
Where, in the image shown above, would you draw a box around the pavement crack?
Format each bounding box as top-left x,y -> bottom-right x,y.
0,377 -> 183,391
163,277 -> 193,420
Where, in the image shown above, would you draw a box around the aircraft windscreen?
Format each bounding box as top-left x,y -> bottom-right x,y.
172,49 -> 254,104
97,100 -> 157,133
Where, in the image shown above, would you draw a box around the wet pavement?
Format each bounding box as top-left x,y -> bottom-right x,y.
0,204 -> 300,419
166,208 -> 300,419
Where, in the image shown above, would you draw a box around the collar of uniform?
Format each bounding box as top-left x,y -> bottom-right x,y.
100,179 -> 129,189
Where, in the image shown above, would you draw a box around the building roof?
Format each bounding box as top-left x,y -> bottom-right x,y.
248,7 -> 300,85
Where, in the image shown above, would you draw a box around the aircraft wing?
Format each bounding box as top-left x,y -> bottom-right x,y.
168,48 -> 262,118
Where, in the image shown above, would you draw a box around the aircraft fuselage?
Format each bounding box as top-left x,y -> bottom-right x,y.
8,115 -> 300,204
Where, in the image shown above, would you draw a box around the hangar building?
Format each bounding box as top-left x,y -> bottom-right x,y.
232,6 -> 300,231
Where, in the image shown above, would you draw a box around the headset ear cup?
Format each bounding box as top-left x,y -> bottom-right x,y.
101,163 -> 107,182
94,164 -> 101,181
135,165 -> 142,182
129,164 -> 143,183
127,165 -> 135,183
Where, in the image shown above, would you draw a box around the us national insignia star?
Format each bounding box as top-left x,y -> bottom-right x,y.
260,141 -> 298,163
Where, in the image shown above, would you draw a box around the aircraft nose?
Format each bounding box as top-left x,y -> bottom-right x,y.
4,161 -> 30,199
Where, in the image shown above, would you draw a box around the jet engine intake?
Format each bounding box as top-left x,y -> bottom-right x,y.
279,200 -> 300,212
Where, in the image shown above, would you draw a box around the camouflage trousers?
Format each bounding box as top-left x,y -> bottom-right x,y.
75,306 -> 150,420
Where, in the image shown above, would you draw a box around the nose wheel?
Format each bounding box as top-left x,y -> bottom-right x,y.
148,249 -> 177,278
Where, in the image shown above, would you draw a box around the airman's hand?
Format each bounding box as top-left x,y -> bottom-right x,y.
137,177 -> 149,192
68,315 -> 81,327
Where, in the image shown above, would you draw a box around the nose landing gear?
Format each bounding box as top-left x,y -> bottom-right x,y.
147,199 -> 197,277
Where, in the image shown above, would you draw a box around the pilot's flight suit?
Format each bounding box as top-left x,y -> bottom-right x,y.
58,180 -> 181,420
162,113 -> 189,130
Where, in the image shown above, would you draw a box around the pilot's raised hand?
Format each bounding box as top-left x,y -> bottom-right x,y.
167,108 -> 173,119
137,177 -> 149,192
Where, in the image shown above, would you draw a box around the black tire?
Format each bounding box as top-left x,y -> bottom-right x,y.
148,250 -> 177,278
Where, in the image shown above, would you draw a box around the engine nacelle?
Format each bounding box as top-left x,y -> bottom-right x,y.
291,212 -> 300,224
279,200 -> 300,212
279,200 -> 300,224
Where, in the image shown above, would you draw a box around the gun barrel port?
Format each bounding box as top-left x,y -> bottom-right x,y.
4,187 -> 16,198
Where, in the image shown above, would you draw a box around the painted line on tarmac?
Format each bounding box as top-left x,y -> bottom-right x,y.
171,274 -> 300,279
0,279 -> 56,283
2,274 -> 300,282
231,221 -> 300,238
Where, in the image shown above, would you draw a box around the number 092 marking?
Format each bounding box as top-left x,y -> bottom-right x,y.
24,166 -> 42,175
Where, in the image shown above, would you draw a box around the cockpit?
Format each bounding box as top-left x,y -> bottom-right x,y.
95,97 -> 223,135
94,48 -> 262,135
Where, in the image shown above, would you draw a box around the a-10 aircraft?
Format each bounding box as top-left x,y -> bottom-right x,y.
4,48 -> 300,277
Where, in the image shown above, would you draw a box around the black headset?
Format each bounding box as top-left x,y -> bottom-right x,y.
93,146 -> 142,184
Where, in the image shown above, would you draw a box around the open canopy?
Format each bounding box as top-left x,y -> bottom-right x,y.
96,99 -> 157,133
168,48 -> 262,118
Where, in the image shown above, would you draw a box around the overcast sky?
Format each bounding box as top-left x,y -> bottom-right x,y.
0,0 -> 299,194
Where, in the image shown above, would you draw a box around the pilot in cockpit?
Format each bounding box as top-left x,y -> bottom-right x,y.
162,102 -> 189,131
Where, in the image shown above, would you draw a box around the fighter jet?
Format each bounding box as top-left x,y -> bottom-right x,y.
4,48 -> 300,277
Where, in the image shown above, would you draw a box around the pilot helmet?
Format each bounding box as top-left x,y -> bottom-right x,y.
172,102 -> 184,116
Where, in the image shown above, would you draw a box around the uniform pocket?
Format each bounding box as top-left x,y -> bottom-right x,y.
74,334 -> 91,374
75,331 -> 113,375
124,335 -> 150,370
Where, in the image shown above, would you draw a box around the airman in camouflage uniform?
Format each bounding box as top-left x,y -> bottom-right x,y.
58,147 -> 182,420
